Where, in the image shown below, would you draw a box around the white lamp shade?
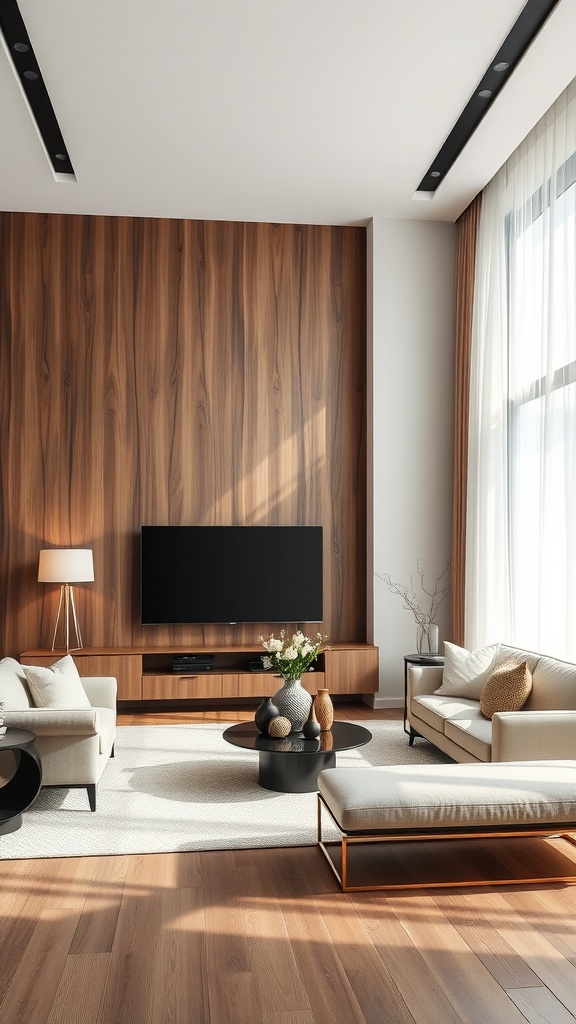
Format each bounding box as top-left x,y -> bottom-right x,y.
38,548 -> 94,583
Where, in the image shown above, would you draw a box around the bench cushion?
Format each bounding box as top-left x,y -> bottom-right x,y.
317,760 -> 576,833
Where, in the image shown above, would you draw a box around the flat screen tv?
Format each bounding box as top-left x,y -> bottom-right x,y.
140,525 -> 323,625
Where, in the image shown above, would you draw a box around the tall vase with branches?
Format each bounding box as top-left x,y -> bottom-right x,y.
376,562 -> 450,655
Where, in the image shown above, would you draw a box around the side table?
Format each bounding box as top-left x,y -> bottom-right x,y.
403,654 -> 445,740
0,729 -> 42,835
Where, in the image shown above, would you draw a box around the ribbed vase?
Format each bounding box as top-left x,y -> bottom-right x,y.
271,678 -> 312,733
314,688 -> 334,731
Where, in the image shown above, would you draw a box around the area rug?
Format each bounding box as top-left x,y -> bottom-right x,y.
0,721 -> 451,860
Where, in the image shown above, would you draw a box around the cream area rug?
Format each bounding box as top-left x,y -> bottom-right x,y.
0,721 -> 451,860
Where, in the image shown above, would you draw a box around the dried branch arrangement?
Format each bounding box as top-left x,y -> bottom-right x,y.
376,561 -> 450,626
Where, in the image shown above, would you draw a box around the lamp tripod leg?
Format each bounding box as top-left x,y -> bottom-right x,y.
68,585 -> 83,651
51,585 -> 65,651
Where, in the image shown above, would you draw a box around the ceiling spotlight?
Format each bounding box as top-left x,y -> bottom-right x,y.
0,0 -> 76,180
415,0 -> 561,198
430,171 -> 441,178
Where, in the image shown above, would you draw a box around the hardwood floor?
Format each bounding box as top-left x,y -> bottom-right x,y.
3,705 -> 576,1023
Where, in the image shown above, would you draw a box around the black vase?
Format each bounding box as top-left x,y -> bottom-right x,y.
254,697 -> 280,734
302,701 -> 321,739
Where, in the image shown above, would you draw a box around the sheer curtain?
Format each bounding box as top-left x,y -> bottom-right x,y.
466,78 -> 576,659
451,194 -> 482,647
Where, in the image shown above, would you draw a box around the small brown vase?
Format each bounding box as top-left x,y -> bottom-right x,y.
314,688 -> 334,732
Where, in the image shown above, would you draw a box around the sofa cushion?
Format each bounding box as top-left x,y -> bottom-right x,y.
444,712 -> 493,761
22,655 -> 92,710
0,657 -> 32,710
480,659 -> 532,719
527,656 -> 576,711
496,646 -> 541,672
411,694 -> 480,733
434,642 -> 499,700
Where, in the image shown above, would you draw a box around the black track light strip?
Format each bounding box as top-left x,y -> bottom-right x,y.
416,0 -> 561,195
0,0 -> 75,179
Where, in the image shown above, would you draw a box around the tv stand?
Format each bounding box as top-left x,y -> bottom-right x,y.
20,643 -> 379,704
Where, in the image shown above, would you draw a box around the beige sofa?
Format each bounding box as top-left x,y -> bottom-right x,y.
0,657 -> 116,810
407,644 -> 576,763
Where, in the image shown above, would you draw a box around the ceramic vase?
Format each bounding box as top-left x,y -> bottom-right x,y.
302,700 -> 321,740
314,688 -> 334,731
417,622 -> 439,656
254,696 -> 279,734
271,677 -> 312,733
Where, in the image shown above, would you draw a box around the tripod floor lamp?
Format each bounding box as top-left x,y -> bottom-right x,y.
38,548 -> 94,652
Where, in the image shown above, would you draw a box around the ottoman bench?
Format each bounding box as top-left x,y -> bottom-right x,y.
317,760 -> 576,891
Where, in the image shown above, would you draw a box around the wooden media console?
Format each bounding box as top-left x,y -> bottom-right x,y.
20,643 -> 379,705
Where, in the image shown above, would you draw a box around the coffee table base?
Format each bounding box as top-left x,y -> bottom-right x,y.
258,750 -> 336,793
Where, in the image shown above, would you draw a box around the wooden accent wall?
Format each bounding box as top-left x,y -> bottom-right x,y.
0,213 -> 366,657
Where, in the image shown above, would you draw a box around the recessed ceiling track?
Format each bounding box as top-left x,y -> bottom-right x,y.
0,0 -> 75,181
414,0 -> 561,199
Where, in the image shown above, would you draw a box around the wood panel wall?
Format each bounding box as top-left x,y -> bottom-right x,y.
0,213 -> 366,657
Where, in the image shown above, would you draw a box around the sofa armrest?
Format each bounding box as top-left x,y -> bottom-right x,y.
4,708 -> 99,736
492,710 -> 576,761
407,664 -> 444,699
80,676 -> 117,712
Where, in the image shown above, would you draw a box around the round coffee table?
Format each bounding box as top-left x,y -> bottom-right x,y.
0,728 -> 42,835
222,721 -> 372,793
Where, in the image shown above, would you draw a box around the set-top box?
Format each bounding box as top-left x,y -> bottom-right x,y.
173,654 -> 215,673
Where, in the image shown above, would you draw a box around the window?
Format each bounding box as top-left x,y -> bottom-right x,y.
466,80 -> 576,659
507,157 -> 576,652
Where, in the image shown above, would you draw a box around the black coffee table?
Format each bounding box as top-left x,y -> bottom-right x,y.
223,721 -> 372,793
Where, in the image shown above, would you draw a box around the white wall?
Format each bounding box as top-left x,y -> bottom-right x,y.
366,218 -> 457,707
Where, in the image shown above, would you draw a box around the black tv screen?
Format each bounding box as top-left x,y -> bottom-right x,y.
140,525 -> 323,625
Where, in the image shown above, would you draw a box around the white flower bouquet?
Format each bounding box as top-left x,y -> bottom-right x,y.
260,629 -> 329,682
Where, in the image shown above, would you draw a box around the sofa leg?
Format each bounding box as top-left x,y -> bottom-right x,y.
110,744 -> 115,758
408,728 -> 421,747
87,785 -> 97,811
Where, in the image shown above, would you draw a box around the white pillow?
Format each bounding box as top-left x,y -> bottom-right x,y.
0,657 -> 33,710
22,655 -> 91,710
434,642 -> 500,700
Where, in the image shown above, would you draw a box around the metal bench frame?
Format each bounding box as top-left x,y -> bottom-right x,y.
317,792 -> 576,892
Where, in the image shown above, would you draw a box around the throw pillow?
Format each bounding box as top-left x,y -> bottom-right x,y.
22,655 -> 91,710
0,657 -> 33,710
479,659 -> 533,719
434,641 -> 499,700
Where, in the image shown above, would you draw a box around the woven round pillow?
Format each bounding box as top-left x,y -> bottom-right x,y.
479,658 -> 532,719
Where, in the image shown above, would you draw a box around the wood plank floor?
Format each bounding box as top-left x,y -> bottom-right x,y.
2,705 -> 576,1023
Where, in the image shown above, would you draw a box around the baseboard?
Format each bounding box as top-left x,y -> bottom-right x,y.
362,694 -> 404,710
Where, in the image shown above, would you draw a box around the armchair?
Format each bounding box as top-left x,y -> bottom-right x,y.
0,657 -> 116,810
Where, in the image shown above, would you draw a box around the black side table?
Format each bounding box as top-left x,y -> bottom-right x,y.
0,729 -> 42,835
403,654 -> 445,741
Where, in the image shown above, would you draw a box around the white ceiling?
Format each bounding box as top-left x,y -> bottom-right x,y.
1,0 -> 576,226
